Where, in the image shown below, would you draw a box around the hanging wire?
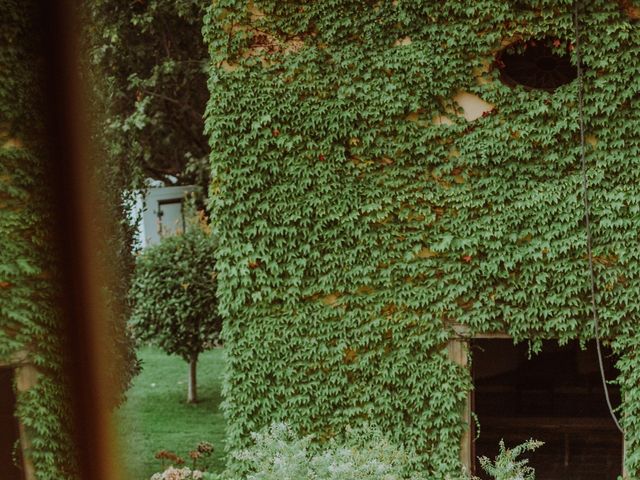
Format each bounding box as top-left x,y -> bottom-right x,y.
573,0 -> 624,434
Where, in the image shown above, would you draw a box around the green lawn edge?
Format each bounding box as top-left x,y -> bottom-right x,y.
115,346 -> 227,479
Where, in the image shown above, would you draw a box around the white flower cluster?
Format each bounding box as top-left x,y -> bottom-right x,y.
150,466 -> 204,480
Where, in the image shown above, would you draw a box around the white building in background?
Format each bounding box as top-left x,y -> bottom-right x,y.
132,183 -> 198,248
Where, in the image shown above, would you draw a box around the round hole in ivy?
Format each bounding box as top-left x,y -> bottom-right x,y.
495,38 -> 578,91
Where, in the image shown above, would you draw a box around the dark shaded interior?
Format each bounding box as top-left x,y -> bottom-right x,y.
472,339 -> 623,480
0,368 -> 24,480
497,39 -> 578,91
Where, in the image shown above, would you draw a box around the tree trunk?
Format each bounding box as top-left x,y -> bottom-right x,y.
187,355 -> 198,403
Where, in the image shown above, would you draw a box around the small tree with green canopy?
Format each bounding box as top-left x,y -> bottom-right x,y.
129,217 -> 220,403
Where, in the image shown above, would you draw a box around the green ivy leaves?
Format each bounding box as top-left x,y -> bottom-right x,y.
205,0 -> 640,476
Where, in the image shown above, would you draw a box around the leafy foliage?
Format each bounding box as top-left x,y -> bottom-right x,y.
478,439 -> 543,480
85,0 -> 215,402
0,1 -> 79,477
613,329 -> 640,473
87,0 -> 211,188
230,422 -> 428,480
203,0 -> 640,476
130,218 -> 221,400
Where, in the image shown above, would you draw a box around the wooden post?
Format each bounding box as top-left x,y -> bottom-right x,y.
15,363 -> 38,480
448,339 -> 472,472
447,327 -> 512,474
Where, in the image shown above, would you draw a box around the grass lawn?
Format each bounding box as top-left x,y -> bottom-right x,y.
115,346 -> 227,479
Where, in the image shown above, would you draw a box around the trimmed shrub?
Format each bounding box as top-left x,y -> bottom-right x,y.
130,217 -> 220,402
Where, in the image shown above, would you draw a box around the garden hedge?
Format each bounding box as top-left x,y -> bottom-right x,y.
203,0 -> 640,476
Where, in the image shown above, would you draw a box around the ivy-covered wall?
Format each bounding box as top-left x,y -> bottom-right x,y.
205,0 -> 640,476
0,1 -> 78,478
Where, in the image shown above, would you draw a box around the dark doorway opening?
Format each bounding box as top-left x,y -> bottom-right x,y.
495,38 -> 578,91
472,339 -> 623,480
0,368 -> 24,480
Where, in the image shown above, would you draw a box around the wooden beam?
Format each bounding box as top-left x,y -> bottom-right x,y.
15,364 -> 38,480
448,339 -> 472,472
450,323 -> 511,339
